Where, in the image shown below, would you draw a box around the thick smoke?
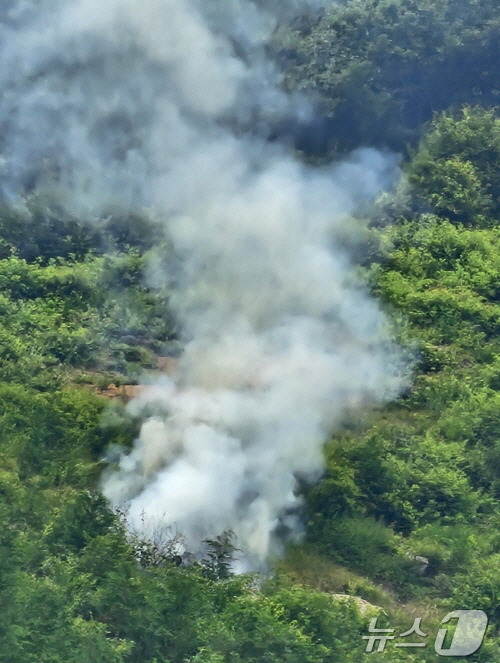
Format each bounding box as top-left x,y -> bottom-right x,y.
1,1 -> 405,567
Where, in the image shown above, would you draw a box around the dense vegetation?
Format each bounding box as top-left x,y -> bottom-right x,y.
0,1 -> 498,661
276,0 -> 499,154
305,108 -> 500,626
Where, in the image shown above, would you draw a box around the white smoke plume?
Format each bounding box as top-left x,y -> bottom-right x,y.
0,1 -> 405,567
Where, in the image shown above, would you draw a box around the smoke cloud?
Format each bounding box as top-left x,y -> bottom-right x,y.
1,1 -> 405,567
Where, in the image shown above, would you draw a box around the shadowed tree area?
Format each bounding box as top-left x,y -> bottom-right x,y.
274,0 -> 499,154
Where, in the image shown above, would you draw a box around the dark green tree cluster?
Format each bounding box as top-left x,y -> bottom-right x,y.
407,108 -> 500,224
0,201 -> 163,263
274,0 -> 499,153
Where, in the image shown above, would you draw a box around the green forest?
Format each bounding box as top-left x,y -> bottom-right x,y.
0,0 -> 499,661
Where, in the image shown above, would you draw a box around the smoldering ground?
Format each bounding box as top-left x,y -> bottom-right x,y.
0,0 -> 406,568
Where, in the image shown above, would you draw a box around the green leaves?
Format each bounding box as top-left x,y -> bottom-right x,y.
275,0 -> 500,154
407,108 -> 500,225
304,101 -> 500,639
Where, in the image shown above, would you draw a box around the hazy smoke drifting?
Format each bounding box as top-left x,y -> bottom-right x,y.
1,1 -> 405,567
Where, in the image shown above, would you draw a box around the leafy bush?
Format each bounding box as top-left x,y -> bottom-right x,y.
408,109 -> 500,224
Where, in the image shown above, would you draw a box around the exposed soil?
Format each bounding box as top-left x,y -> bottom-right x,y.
79,356 -> 179,402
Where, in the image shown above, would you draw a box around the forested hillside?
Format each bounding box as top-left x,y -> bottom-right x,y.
275,0 -> 499,154
0,1 -> 498,661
